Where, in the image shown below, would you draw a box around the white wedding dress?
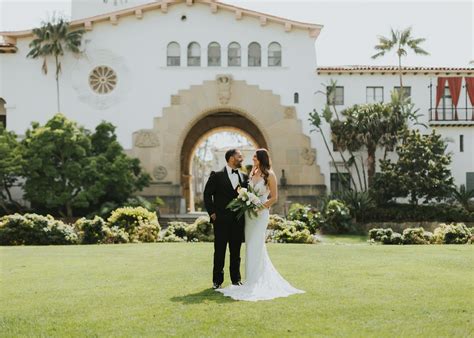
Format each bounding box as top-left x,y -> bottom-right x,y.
216,178 -> 305,301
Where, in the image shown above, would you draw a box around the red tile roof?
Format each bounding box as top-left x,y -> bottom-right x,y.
317,65 -> 474,75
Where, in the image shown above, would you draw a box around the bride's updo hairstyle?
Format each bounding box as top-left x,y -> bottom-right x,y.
256,148 -> 271,186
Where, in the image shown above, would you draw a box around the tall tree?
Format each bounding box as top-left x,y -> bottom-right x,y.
372,27 -> 429,91
21,114 -> 93,218
0,126 -> 23,213
27,17 -> 85,112
376,130 -> 454,204
330,101 -> 409,189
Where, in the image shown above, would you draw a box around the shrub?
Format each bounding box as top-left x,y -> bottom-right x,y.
161,233 -> 185,243
358,204 -> 474,223
0,213 -> 78,245
102,226 -> 129,244
267,214 -> 286,230
433,223 -> 471,244
107,207 -> 160,242
287,203 -> 321,234
321,200 -> 352,234
162,221 -> 188,242
368,227 -> 402,245
271,226 -> 314,244
384,232 -> 402,245
402,227 -> 430,245
74,216 -> 107,244
186,216 -> 214,242
137,222 -> 160,242
369,228 -> 393,242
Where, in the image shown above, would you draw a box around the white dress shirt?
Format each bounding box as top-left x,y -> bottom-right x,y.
226,165 -> 243,190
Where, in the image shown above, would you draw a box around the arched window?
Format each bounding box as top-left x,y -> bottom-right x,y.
167,42 -> 180,66
208,42 -> 221,67
187,42 -> 201,66
248,42 -> 261,67
268,42 -> 282,67
0,98 -> 6,128
294,92 -> 299,104
228,42 -> 241,67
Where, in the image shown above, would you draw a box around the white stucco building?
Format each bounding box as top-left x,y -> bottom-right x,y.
316,66 -> 474,193
1,0 -> 473,212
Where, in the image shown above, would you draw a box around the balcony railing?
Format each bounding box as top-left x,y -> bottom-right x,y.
428,108 -> 474,122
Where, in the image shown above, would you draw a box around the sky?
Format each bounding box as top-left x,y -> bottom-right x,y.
0,0 -> 472,67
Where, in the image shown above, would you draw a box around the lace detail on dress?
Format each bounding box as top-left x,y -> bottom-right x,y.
216,177 -> 305,301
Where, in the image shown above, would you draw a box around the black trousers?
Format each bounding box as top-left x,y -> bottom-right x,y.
212,218 -> 243,285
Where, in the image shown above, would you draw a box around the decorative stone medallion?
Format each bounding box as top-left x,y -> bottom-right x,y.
153,166 -> 168,181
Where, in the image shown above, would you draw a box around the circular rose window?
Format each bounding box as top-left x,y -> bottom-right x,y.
89,66 -> 117,94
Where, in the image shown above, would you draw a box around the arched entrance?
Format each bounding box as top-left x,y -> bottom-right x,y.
180,111 -> 268,211
128,75 -> 326,214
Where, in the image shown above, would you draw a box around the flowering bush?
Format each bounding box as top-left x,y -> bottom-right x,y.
321,200 -> 352,234
186,216 -> 214,242
101,226 -> 129,244
433,223 -> 471,244
267,214 -> 286,230
74,216 -> 107,244
0,213 -> 78,245
287,203 -> 322,234
107,206 -> 160,242
270,225 -> 314,244
368,228 -> 402,245
402,227 -> 431,245
162,222 -> 188,242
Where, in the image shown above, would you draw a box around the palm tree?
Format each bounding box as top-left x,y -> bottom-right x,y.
27,17 -> 85,112
451,185 -> 474,212
372,27 -> 429,92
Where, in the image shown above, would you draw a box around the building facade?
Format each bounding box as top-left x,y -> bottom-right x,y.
1,1 -> 473,213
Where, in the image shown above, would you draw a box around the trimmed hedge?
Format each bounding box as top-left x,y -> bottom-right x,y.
369,223 -> 471,245
359,204 -> 474,223
0,213 -> 78,245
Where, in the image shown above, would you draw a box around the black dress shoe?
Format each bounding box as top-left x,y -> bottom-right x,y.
212,283 -> 221,289
232,281 -> 243,286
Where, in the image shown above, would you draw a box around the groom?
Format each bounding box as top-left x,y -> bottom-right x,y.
204,149 -> 248,289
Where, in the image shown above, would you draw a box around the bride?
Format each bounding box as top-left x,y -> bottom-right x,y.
216,148 -> 305,301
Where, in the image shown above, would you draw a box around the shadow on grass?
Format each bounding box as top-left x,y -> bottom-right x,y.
170,288 -> 236,304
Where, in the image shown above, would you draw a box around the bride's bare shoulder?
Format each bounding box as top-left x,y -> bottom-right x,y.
268,170 -> 277,178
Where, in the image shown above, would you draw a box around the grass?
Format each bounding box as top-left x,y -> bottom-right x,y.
1,242 -> 473,337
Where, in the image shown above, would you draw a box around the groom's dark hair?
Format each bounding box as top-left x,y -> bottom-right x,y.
225,149 -> 238,162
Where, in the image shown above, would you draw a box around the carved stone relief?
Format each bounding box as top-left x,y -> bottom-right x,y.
135,130 -> 160,148
216,74 -> 232,104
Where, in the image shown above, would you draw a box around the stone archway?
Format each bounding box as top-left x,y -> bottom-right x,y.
128,75 -> 326,214
180,111 -> 268,211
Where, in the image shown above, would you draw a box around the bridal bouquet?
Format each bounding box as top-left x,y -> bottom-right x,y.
226,186 -> 264,219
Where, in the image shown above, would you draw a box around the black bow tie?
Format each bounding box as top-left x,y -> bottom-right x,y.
231,169 -> 239,174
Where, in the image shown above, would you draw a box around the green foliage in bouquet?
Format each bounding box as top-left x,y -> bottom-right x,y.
226,185 -> 264,220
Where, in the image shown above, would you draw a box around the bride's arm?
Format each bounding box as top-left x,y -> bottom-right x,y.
262,171 -> 278,209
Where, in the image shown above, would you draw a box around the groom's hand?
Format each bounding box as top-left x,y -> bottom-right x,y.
210,213 -> 216,221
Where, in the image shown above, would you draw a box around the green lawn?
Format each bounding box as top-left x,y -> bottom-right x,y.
1,242 -> 473,337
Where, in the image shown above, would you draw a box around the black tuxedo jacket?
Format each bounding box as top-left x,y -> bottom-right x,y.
203,167 -> 249,225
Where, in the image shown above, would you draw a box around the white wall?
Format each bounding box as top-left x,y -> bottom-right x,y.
1,1 -> 318,154
314,73 -> 474,190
